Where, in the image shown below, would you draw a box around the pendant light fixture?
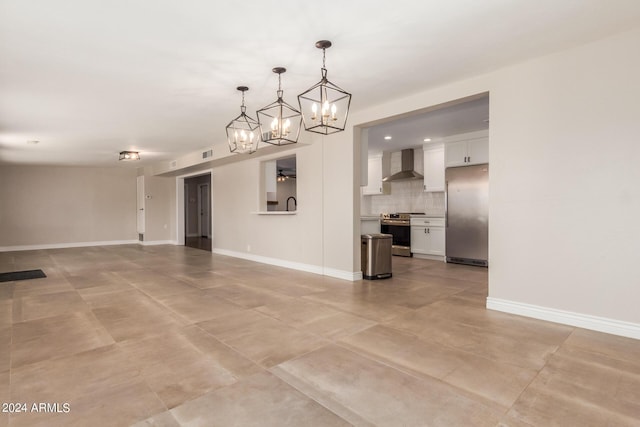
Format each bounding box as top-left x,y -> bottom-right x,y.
226,86 -> 260,154
298,40 -> 352,135
257,67 -> 301,146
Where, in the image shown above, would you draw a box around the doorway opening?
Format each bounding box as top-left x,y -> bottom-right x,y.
183,173 -> 212,251
357,92 -> 490,272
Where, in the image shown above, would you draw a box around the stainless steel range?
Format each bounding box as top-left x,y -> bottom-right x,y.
380,213 -> 424,257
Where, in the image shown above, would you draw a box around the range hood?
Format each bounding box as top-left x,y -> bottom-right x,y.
382,149 -> 424,182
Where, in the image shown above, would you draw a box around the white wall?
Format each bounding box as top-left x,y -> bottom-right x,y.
210,140 -> 327,272
160,127 -> 358,279
0,165 -> 137,248
347,27 -> 640,330
143,175 -> 175,243
151,27 -> 640,333
487,27 -> 640,325
323,131 -> 357,276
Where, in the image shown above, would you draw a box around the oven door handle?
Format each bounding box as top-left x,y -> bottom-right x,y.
381,220 -> 410,226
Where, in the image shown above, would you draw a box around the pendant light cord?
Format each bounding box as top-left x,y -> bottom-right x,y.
277,72 -> 283,99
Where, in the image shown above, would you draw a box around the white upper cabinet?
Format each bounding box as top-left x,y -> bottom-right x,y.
444,131 -> 489,167
362,155 -> 389,195
445,141 -> 469,167
466,137 -> 489,165
422,143 -> 445,192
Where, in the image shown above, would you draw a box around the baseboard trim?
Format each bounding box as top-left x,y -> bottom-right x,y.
212,248 -> 360,281
486,297 -> 640,340
0,240 -> 139,252
325,268 -> 363,281
139,240 -> 178,246
412,253 -> 446,262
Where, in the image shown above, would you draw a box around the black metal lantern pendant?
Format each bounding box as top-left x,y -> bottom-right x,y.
226,86 -> 260,154
257,67 -> 302,146
298,40 -> 352,135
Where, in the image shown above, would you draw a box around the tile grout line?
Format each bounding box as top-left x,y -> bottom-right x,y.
332,339 -> 509,415
501,325 -> 579,419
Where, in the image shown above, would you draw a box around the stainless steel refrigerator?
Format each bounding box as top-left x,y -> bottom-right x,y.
445,164 -> 489,267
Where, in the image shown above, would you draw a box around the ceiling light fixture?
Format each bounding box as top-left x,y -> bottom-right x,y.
384,136 -> 392,140
119,151 -> 140,161
423,138 -> 431,142
226,86 -> 260,154
298,40 -> 352,135
277,169 -> 288,182
257,67 -> 301,146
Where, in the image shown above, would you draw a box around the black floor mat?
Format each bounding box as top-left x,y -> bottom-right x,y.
0,269 -> 47,282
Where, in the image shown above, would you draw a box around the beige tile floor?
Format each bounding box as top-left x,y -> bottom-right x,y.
0,245 -> 639,426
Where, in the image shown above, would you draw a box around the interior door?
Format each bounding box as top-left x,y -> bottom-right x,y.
198,183 -> 210,238
136,176 -> 145,235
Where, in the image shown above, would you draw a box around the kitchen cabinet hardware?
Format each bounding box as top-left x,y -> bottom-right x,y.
445,136 -> 488,167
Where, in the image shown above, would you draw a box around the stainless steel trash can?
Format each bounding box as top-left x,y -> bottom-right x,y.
361,233 -> 392,280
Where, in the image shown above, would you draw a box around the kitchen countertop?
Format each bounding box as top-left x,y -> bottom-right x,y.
361,214 -> 445,219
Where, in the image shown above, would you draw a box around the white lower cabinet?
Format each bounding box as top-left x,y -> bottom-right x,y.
410,218 -> 445,257
411,226 -> 429,253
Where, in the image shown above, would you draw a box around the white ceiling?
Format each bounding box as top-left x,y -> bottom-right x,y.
366,95 -> 489,154
1,1 -> 639,166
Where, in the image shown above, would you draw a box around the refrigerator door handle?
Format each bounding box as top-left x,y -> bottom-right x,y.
444,180 -> 448,228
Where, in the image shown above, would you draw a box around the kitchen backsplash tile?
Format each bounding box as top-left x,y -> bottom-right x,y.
362,180 -> 444,216
424,191 -> 445,216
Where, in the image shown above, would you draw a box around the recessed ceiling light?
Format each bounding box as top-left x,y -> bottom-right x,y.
384,136 -> 392,140
26,140 -> 40,145
423,138 -> 431,142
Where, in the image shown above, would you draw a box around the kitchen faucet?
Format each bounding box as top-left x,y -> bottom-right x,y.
286,196 -> 297,211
